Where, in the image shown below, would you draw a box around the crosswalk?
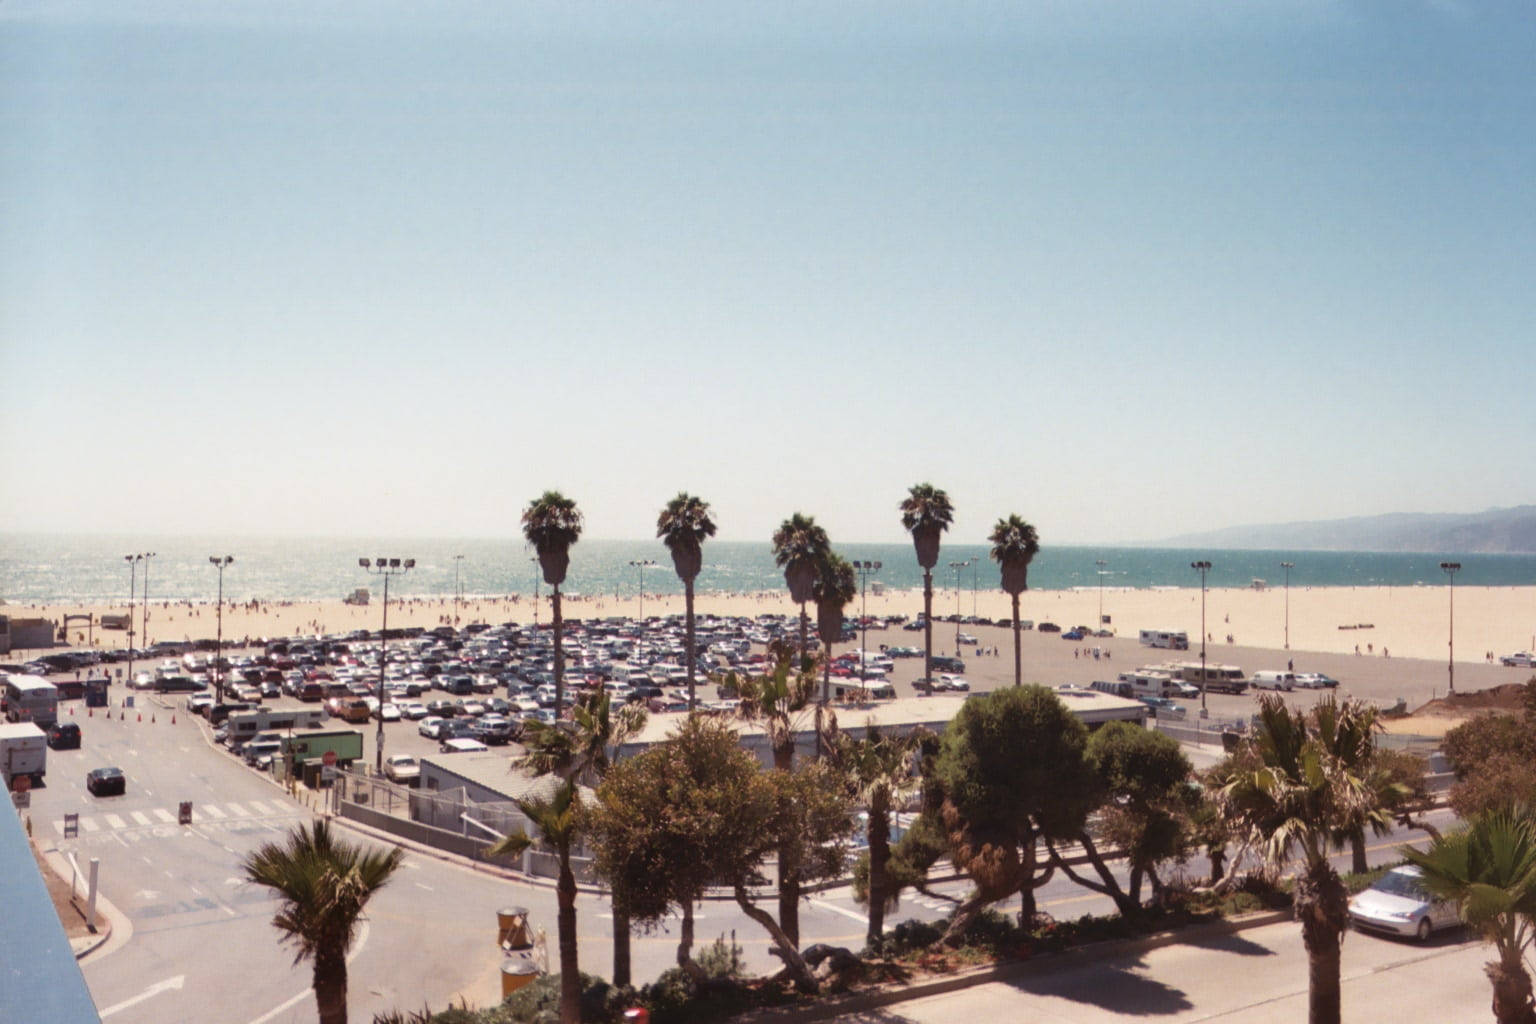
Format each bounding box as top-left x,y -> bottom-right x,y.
54,798 -> 301,836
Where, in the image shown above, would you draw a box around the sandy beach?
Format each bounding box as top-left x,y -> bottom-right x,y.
10,583 -> 1536,667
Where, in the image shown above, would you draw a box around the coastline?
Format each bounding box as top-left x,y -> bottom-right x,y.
9,583 -> 1535,666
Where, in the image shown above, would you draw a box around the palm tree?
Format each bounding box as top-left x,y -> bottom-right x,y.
1216,694 -> 1398,1024
242,820 -> 404,1024
988,514 -> 1039,688
657,492 -> 717,712
771,513 -> 830,670
832,722 -> 928,948
522,491 -> 582,718
487,782 -> 583,1024
517,690 -> 647,986
813,552 -> 857,707
899,483 -> 953,684
1403,808 -> 1536,1024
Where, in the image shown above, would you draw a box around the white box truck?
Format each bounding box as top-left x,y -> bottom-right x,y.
1,721 -> 48,789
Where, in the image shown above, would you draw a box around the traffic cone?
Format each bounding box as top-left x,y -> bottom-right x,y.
137,713 -> 141,722
151,714 -> 156,724
171,715 -> 176,725
88,708 -> 93,718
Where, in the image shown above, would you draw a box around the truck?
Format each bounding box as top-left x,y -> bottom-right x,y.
1,721 -> 48,789
281,729 -> 364,787
225,707 -> 326,750
2,673 -> 59,728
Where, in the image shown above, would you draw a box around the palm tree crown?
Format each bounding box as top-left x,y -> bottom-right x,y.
657,492 -> 716,582
522,491 -> 583,586
772,513 -> 830,604
899,483 -> 954,570
812,552 -> 858,646
988,514 -> 1040,597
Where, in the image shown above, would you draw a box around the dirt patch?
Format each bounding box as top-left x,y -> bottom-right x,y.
1381,682 -> 1531,737
30,837 -> 96,941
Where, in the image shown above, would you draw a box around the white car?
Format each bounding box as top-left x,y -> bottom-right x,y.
1501,652 -> 1536,668
1349,865 -> 1459,942
399,702 -> 429,720
934,673 -> 971,692
417,715 -> 444,738
382,754 -> 420,785
376,703 -> 402,722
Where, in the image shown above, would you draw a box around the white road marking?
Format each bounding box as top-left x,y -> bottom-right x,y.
154,808 -> 175,823
809,898 -> 869,924
246,799 -> 275,815
131,811 -> 152,826
80,817 -> 100,833
99,974 -> 185,1018
202,804 -> 227,819
246,921 -> 369,1024
223,801 -> 250,817
103,813 -> 127,830
414,882 -> 433,891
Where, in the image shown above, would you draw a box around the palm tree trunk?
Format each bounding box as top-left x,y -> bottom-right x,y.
553,583 -> 565,719
313,948 -> 349,1024
1487,948 -> 1536,1024
557,848 -> 580,1024
612,904 -> 631,988
922,569 -> 934,682
1011,592 -> 1022,687
685,579 -> 697,712
1350,831 -> 1368,875
867,792 -> 890,947
798,602 -> 809,672
1298,861 -> 1348,1024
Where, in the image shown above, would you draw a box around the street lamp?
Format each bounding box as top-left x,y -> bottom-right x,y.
209,556 -> 234,703
851,560 -> 882,673
140,552 -> 157,650
530,557 -> 540,627
360,557 -> 414,773
1096,559 -> 1108,628
948,559 -> 972,651
124,554 -> 144,686
1280,562 -> 1295,650
453,554 -> 465,626
1191,560 -> 1211,714
1441,561 -> 1461,694
629,559 -> 657,622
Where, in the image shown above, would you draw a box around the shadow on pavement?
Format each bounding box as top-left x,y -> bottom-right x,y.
1000,960 -> 1194,1016
1180,930 -> 1277,957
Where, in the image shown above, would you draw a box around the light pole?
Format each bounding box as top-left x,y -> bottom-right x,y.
1191,560 -> 1211,714
530,557 -> 540,627
629,559 -> 657,622
453,554 -> 464,626
948,559 -> 970,651
1096,559 -> 1108,627
360,557 -> 414,773
1280,562 -> 1295,650
1441,561 -> 1461,694
124,554 -> 143,686
209,556 -> 234,703
851,560 -> 882,672
140,552 -> 156,650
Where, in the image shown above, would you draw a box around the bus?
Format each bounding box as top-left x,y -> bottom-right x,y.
2,673 -> 59,728
1138,630 -> 1190,650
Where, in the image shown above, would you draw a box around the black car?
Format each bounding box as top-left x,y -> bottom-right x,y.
1038,622 -> 1062,633
47,722 -> 81,750
86,766 -> 126,796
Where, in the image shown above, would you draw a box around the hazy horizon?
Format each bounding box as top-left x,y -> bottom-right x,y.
4,2 -> 1533,545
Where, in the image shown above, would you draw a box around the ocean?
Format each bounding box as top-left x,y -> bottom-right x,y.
3,533 -> 1535,606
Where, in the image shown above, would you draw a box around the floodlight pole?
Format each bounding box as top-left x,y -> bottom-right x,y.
1191,561 -> 1211,714
629,559 -> 657,622
209,556 -> 234,703
852,561 -> 882,673
361,557 -> 414,772
124,554 -> 143,687
1441,561 -> 1461,694
1280,562 -> 1295,650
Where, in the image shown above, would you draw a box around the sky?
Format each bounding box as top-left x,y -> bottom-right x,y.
2,1 -> 1532,547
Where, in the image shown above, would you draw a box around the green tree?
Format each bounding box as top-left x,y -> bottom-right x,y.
242,820 -> 404,1024
830,721 -> 928,947
899,483 -> 953,684
1403,808 -> 1536,1024
1444,708 -> 1536,819
987,514 -> 1039,688
771,513 -> 830,670
657,492 -> 717,711
928,685 -> 1100,941
812,552 -> 857,708
522,491 -> 583,717
486,781 -> 584,1024
516,690 -> 647,986
1215,694 -> 1399,1024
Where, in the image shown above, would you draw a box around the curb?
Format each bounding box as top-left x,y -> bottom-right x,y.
735,908 -> 1294,1022
33,839 -> 134,962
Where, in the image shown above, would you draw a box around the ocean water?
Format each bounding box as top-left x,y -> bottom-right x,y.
3,533 -> 1535,606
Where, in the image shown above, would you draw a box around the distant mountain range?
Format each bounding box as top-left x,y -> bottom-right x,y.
1156,506 -> 1536,554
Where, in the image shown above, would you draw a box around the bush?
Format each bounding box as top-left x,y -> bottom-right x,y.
885,917 -> 943,955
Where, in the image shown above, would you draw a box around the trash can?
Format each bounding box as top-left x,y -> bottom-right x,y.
497,907 -> 531,950
500,960 -> 539,998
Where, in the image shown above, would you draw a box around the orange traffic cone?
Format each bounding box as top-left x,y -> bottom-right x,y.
151,714 -> 156,724
171,715 -> 176,725
137,713 -> 141,722
88,707 -> 93,717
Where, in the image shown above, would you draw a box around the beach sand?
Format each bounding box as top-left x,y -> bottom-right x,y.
12,583 -> 1535,667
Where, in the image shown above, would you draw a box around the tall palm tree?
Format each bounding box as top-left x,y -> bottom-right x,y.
242,820 -> 404,1024
1403,808 -> 1536,1024
657,492 -> 717,711
522,491 -> 582,718
517,691 -> 647,986
1216,694 -> 1397,1024
813,552 -> 857,707
487,782 -> 583,1024
772,513 -> 830,670
831,722 -> 928,948
899,483 -> 953,684
988,514 -> 1039,688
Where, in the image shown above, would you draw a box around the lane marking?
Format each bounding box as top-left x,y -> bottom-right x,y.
223,801 -> 250,817
80,817 -> 101,833
246,920 -> 369,1024
202,804 -> 227,819
131,811 -> 152,826
809,898 -> 869,924
154,808 -> 175,823
99,975 -> 185,1018
246,799 -> 275,815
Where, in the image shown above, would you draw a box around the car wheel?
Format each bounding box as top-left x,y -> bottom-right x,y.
1415,918 -> 1432,943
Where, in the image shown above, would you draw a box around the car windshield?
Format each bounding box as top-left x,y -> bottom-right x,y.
1373,871 -> 1429,900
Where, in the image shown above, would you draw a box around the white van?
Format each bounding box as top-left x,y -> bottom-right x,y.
1251,670 -> 1295,691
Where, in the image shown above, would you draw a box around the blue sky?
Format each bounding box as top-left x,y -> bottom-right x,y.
3,1 -> 1532,546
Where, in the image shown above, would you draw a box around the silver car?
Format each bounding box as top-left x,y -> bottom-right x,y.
1349,865 -> 1459,942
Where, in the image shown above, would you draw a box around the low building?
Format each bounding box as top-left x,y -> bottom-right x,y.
0,615 -> 56,655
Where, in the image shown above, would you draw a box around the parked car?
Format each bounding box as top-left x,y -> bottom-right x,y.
47,722 -> 82,750
375,703 -> 402,722
86,766 -> 126,796
399,702 -> 430,720
382,754 -> 421,785
1349,865 -> 1459,942
1038,622 -> 1062,633
439,737 -> 489,754
1137,696 -> 1186,718
417,716 -> 447,739
1501,652 -> 1536,668
1062,629 -> 1085,641
933,674 -> 970,692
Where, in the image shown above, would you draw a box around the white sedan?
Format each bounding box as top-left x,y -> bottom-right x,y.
399,702 -> 430,720
376,703 -> 402,722
417,715 -> 444,738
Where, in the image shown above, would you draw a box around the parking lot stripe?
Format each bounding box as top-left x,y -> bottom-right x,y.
131,811 -> 152,826
201,804 -> 227,819
223,801 -> 250,817
154,808 -> 175,823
